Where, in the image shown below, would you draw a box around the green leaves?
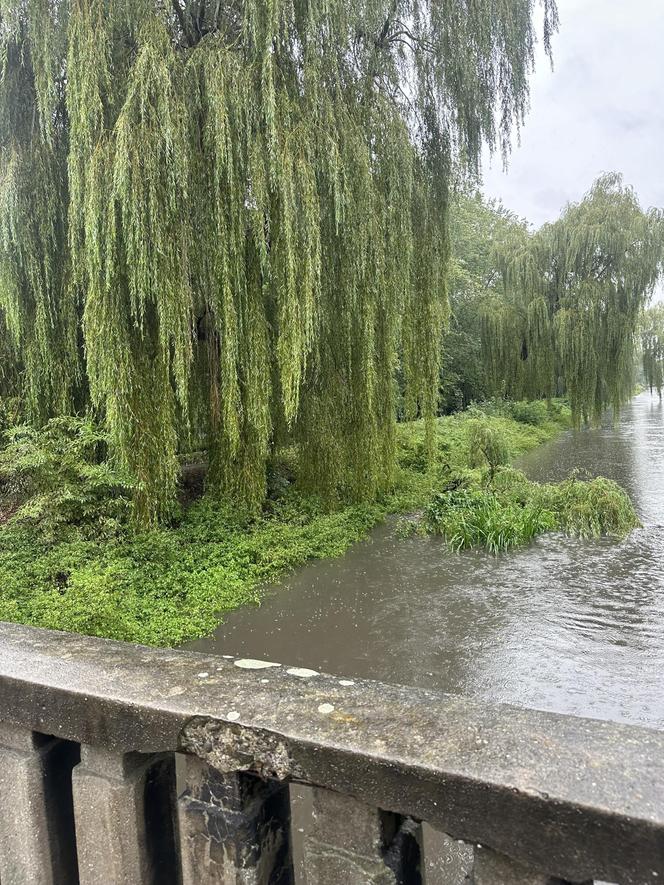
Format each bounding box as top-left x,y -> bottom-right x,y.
425,486 -> 557,554
0,0 -> 556,522
424,470 -> 639,555
466,417 -> 510,478
484,174 -> 664,422
641,305 -> 664,397
0,416 -> 135,539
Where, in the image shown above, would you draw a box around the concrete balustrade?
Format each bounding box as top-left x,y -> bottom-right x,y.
72,747 -> 178,884
0,724 -> 78,883
177,756 -> 293,883
0,622 -> 661,884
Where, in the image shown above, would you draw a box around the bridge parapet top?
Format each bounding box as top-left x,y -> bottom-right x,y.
0,621 -> 661,884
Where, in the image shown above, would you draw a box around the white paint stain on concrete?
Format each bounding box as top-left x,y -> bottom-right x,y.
286,667 -> 319,679
318,703 -> 335,714
227,711 -> 241,722
234,659 -> 281,670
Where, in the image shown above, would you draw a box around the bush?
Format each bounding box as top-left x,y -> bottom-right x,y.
466,419 -> 510,478
535,474 -> 640,539
509,400 -> 549,426
425,487 -> 555,553
423,467 -> 639,554
0,417 -> 135,540
468,397 -> 570,427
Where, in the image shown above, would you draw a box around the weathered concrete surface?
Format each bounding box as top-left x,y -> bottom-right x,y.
0,623 -> 662,884
421,829 -> 473,884
73,746 -> 177,885
0,723 -> 78,884
301,787 -> 421,885
472,846 -> 577,884
177,755 -> 292,884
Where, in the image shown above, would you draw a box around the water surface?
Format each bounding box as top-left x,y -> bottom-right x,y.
188,392 -> 664,728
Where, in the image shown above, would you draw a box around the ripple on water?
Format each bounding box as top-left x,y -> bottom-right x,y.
186,393 -> 664,730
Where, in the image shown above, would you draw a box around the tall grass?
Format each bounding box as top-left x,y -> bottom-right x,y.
423,470 -> 639,554
425,487 -> 556,553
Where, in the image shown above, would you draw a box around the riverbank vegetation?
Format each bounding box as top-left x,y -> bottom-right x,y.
402,399 -> 639,553
0,1 -> 658,648
0,402 -> 574,646
641,305 -> 664,397
422,473 -> 638,555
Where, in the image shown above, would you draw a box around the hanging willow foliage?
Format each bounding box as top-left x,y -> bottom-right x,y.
483,174 -> 664,423
641,304 -> 664,397
0,0 -> 558,524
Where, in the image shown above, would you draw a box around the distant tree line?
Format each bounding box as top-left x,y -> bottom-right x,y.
443,175 -> 664,421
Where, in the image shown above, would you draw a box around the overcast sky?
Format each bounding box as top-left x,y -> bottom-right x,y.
481,0 -> 664,229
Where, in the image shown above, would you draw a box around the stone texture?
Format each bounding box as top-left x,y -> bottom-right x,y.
0,622 -> 663,884
472,847 -> 572,885
177,754 -> 293,884
302,787 -> 421,885
72,746 -> 178,885
0,723 -> 78,885
421,829 -> 473,884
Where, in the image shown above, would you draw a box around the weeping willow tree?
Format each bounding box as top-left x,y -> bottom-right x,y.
442,189 -> 528,411
483,174 -> 664,423
0,0 -> 558,524
641,304 -> 664,397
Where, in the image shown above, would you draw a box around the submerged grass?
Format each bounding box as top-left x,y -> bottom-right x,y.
422,471 -> 639,553
0,398 -> 636,646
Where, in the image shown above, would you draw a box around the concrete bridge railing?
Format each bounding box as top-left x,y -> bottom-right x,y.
0,623 -> 661,884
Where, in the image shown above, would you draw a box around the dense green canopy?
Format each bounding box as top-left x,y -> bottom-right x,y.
0,0 -> 558,523
442,189 -> 527,411
482,174 -> 664,423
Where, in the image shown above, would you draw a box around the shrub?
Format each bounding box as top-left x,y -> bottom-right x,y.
425,487 -> 555,553
0,417 -> 135,539
466,419 -> 510,479
536,474 -> 640,539
423,467 -> 639,554
509,400 -> 549,426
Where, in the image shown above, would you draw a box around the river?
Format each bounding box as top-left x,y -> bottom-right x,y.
187,391 -> 664,729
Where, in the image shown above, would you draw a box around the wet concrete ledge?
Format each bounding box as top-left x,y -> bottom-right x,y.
0,621 -> 662,883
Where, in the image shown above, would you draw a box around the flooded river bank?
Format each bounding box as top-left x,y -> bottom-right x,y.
188,392 -> 664,728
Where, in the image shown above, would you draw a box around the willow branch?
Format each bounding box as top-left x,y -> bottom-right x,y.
171,0 -> 185,32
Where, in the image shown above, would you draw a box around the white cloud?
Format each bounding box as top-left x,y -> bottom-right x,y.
481,0 -> 664,228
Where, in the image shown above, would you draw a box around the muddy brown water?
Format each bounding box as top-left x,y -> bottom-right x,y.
187,391 -> 664,729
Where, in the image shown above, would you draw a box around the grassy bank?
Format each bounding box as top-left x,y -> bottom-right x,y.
0,399 -> 632,647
